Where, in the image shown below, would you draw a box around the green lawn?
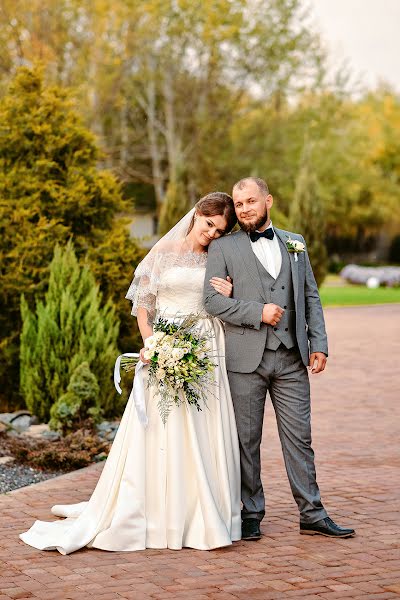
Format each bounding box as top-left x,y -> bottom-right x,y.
320,283 -> 400,307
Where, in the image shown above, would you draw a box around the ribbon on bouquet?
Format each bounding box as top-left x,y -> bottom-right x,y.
113,353 -> 148,428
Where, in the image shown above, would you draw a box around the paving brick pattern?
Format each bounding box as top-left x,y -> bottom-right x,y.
1,305 -> 399,599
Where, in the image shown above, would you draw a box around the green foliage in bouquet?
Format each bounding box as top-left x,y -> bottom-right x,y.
124,314 -> 216,424
49,362 -> 102,434
20,241 -> 121,423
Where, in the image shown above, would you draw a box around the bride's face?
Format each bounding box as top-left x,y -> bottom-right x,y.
193,212 -> 228,247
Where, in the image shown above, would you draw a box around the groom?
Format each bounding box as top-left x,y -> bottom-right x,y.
204,177 -> 355,540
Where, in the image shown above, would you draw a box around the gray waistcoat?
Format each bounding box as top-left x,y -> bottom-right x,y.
254,237 -> 296,351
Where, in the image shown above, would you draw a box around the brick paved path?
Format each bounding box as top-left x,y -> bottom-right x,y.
1,305 -> 399,600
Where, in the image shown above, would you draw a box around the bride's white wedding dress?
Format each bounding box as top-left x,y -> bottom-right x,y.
20,258 -> 241,554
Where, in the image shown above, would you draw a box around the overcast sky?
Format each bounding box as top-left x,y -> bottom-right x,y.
307,0 -> 400,93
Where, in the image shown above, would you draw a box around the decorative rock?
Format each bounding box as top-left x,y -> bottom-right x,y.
96,422 -> 111,433
94,452 -> 108,462
96,420 -> 120,440
0,410 -> 32,432
0,456 -> 15,465
10,410 -> 31,419
10,414 -> 31,432
7,430 -> 21,438
41,430 -> 61,442
105,429 -> 118,442
96,420 -> 119,432
23,424 -> 50,438
0,413 -> 14,425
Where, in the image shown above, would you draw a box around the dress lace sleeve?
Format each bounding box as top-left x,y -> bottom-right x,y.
126,241 -> 184,322
125,228 -> 204,322
126,208 -> 197,321
125,251 -> 160,322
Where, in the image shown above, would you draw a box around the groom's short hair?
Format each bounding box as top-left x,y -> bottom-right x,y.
233,177 -> 269,196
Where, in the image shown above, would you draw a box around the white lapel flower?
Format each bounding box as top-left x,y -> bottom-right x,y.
286,237 -> 305,262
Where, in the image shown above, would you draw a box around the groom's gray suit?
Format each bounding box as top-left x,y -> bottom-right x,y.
204,227 -> 329,524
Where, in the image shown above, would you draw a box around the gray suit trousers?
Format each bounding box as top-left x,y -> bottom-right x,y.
228,345 -> 328,524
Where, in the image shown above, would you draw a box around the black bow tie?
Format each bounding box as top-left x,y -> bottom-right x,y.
249,228 -> 274,243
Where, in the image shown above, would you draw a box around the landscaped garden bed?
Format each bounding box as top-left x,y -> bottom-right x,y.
0,413 -> 114,493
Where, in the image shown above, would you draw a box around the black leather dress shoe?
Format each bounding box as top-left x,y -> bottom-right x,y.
300,517 -> 355,538
241,518 -> 262,540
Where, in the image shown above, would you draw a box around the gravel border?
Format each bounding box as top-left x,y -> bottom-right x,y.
0,463 -> 62,494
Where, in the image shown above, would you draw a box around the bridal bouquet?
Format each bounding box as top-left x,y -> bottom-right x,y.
121,314 -> 215,424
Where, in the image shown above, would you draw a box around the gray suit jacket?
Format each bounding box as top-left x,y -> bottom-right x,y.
203,228 -> 328,372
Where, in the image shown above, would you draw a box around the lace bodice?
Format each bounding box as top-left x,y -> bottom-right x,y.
126,246 -> 208,319
156,261 -> 207,317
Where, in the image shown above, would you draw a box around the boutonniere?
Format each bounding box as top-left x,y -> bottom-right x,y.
286,237 -> 305,262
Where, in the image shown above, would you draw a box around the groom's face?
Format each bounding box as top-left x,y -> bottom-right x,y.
233,182 -> 273,233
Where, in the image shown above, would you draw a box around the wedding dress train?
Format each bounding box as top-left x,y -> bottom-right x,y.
20,262 -> 241,554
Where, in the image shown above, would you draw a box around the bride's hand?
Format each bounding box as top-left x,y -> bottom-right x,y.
139,348 -> 151,364
209,276 -> 233,297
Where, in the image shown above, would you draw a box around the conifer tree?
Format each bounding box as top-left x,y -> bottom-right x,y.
289,145 -> 328,287
0,67 -> 142,408
20,242 -> 120,422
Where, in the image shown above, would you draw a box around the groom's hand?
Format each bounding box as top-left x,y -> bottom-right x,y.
262,303 -> 284,326
309,352 -> 327,374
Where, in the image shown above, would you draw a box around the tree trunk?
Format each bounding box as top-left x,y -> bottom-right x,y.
144,59 -> 165,207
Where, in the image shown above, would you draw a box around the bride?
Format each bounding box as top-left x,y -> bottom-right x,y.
20,192 -> 242,554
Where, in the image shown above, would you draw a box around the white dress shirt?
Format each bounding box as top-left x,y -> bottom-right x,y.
250,221 -> 282,279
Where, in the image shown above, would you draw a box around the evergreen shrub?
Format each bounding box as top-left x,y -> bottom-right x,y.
49,362 -> 102,434
20,242 -> 121,423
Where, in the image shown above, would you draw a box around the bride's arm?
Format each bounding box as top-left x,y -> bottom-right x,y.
137,308 -> 153,364
137,307 -> 153,343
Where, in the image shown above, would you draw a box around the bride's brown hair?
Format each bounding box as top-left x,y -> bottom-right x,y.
187,192 -> 236,235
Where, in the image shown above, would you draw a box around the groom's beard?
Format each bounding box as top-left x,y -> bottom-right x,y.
238,209 -> 269,233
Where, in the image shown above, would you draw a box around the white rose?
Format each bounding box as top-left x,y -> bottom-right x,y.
143,349 -> 154,360
172,348 -> 185,361
154,331 -> 166,343
145,335 -> 157,351
157,347 -> 169,362
293,240 -> 305,252
160,343 -> 172,354
156,368 -> 165,380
